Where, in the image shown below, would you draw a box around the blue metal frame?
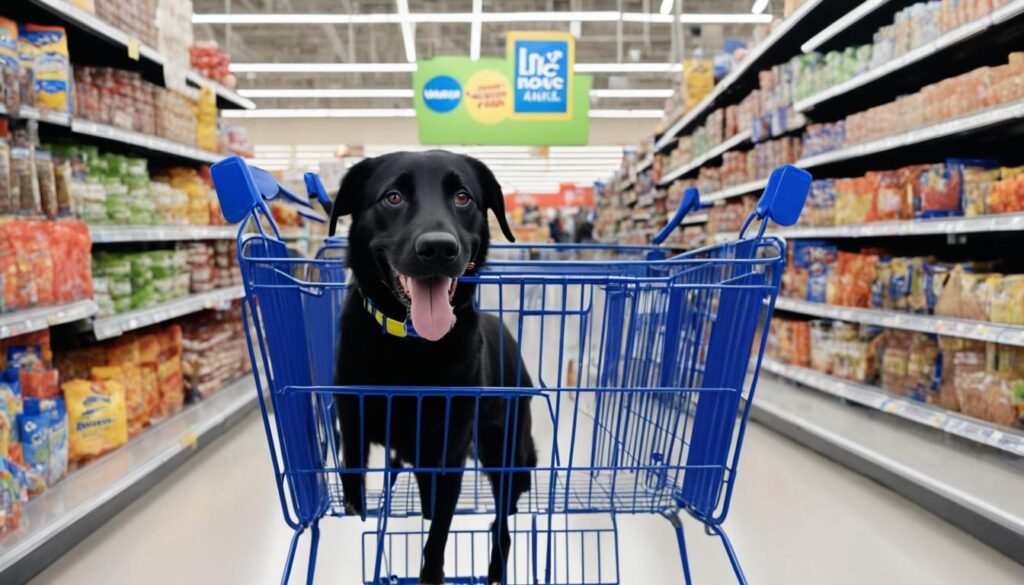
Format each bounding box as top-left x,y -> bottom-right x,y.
211,156 -> 810,585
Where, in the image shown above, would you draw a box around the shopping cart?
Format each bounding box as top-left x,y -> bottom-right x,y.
211,156 -> 811,585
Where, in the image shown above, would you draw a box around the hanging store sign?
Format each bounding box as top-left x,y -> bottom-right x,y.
413,32 -> 590,145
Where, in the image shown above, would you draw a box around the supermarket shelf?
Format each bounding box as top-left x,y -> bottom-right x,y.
23,0 -> 253,110
761,358 -> 1024,457
775,297 -> 1024,347
0,300 -> 99,340
183,71 -> 257,110
702,178 -> 768,203
636,155 -> 654,172
0,374 -> 259,585
70,119 -> 222,164
797,100 -> 1024,169
800,0 -> 894,53
657,130 -> 752,187
681,213 -> 708,226
92,286 -> 244,340
751,376 -> 1024,565
653,0 -> 832,152
795,0 -> 1024,113
90,224 -> 238,243
772,212 -> 1024,239
18,105 -> 71,127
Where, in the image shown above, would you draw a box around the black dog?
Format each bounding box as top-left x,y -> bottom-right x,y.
328,150 -> 537,585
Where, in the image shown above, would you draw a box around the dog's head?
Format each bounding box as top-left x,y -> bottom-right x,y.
329,150 -> 514,341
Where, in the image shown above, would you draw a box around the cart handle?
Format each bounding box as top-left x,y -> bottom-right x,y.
652,186 -> 704,245
212,155 -> 328,230
738,164 -> 812,239
304,172 -> 334,216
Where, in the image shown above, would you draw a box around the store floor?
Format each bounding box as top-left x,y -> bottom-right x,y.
28,411 -> 1024,585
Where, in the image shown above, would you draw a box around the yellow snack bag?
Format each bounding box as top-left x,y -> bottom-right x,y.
23,24 -> 71,113
62,379 -> 128,462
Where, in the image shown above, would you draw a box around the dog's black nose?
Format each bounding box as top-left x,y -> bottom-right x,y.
415,232 -> 460,265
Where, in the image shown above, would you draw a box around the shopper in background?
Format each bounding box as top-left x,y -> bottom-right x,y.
574,208 -> 595,244
548,209 -> 565,243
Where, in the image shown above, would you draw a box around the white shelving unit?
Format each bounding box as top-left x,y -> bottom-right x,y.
653,0 -> 827,151
775,297 -> 1024,346
18,105 -> 71,127
70,119 -> 222,164
797,100 -> 1024,169
772,212 -> 1024,239
0,300 -> 99,340
90,225 -> 238,244
658,130 -> 752,187
92,286 -> 244,340
0,374 -> 258,580
702,178 -> 768,203
795,0 -> 1024,112
25,0 -> 254,110
800,0 -> 895,53
762,358 -> 1024,457
681,213 -> 708,226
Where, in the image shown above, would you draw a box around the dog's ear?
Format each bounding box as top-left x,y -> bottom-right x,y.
462,156 -> 515,243
329,157 -> 376,236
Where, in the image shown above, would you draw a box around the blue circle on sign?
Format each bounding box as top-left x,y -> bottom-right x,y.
422,76 -> 462,113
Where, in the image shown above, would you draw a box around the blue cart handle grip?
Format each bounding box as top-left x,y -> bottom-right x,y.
212,155 -> 329,231
304,172 -> 334,216
652,187 -> 702,245
738,164 -> 812,239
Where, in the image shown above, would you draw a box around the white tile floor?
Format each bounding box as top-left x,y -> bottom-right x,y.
26,410 -> 1024,585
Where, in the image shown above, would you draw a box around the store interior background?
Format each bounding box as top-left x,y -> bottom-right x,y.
1,0 -> 1024,583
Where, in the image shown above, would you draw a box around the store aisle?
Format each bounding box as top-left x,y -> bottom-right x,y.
26,411 -> 1024,585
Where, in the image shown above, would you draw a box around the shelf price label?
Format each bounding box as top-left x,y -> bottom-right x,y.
127,38 -> 140,61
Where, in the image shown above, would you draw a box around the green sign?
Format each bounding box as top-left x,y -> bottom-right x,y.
413,32 -> 591,145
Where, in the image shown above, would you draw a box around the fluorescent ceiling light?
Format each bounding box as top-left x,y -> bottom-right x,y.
621,13 -> 773,23
590,89 -> 673,98
238,88 -> 669,99
482,11 -> 620,22
470,0 -> 482,60
224,108 -> 661,119
574,63 -> 682,73
751,0 -> 770,14
590,109 -> 664,118
396,0 -> 416,63
659,0 -> 675,15
231,62 -> 683,74
196,11 -> 770,25
238,89 -> 415,98
222,108 -> 417,118
230,63 -> 418,73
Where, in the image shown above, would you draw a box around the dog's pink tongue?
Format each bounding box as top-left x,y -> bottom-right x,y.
408,276 -> 454,341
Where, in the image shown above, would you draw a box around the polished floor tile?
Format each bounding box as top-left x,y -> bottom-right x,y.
26,410 -> 1024,585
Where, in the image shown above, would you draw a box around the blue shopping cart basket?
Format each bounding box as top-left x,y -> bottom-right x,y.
211,157 -> 811,585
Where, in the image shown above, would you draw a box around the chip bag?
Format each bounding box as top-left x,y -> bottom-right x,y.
62,379 -> 127,462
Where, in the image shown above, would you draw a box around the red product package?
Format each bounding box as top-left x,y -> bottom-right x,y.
5,221 -> 38,308
51,220 -> 93,302
20,368 -> 60,399
30,221 -> 55,306
0,221 -> 20,312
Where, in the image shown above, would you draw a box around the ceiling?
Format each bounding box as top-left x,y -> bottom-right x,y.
193,0 -> 779,192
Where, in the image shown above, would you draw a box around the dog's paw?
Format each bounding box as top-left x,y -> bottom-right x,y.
418,569 -> 444,584
343,503 -> 366,521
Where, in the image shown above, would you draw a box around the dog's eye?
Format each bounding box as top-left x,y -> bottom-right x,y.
454,191 -> 472,207
384,190 -> 403,206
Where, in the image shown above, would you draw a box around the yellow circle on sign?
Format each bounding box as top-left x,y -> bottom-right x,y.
463,69 -> 511,125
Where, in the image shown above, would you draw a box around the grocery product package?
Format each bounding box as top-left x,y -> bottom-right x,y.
22,24 -> 71,114
91,364 -> 146,438
20,397 -> 67,489
62,379 -> 127,462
